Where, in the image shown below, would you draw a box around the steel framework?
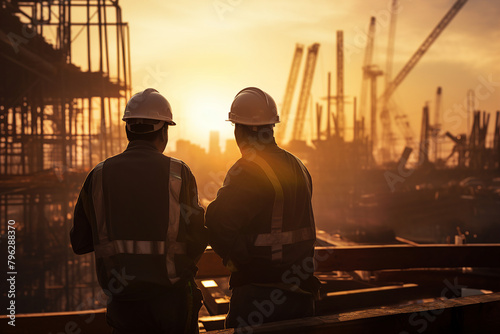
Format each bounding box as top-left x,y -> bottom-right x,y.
0,0 -> 131,312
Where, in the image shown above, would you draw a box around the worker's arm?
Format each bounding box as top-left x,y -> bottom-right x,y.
205,160 -> 265,269
180,164 -> 208,263
70,171 -> 95,255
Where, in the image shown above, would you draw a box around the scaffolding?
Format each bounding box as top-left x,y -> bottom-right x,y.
0,0 -> 131,312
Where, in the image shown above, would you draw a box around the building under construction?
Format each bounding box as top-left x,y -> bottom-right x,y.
0,0 -> 131,312
273,0 -> 500,243
1,0 -> 500,333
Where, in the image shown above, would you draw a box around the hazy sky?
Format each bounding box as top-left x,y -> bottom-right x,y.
119,0 -> 500,151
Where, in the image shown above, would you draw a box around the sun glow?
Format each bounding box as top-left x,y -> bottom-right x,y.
168,87 -> 235,150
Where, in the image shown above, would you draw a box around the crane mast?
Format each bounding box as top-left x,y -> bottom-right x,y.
379,0 -> 399,162
359,17 -> 383,148
336,30 -> 345,139
276,44 -> 304,144
433,86 -> 443,161
291,43 -> 320,141
359,17 -> 376,123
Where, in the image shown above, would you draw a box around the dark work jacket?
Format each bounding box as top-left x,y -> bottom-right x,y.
206,139 -> 316,290
70,140 -> 208,300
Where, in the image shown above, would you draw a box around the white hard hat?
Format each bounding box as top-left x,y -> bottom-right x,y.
123,88 -> 175,133
228,87 -> 280,126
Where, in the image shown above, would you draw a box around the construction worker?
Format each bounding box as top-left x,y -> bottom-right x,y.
206,87 -> 320,329
70,88 -> 208,334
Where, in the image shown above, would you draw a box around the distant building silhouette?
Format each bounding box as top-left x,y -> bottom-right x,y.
209,131 -> 221,156
224,138 -> 239,160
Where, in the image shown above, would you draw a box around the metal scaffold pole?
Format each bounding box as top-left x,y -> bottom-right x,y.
0,0 -> 131,312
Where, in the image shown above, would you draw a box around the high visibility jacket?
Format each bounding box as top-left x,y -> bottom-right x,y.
70,140 -> 208,300
206,140 -> 316,289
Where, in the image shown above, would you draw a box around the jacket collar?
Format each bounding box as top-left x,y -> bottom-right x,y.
125,140 -> 159,152
240,137 -> 280,157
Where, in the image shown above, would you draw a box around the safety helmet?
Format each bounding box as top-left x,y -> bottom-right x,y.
123,88 -> 175,133
228,87 -> 280,126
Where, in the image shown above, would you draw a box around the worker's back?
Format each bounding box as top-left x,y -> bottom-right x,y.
72,139 -> 207,301
99,140 -> 203,298
71,88 -> 207,333
206,87 -> 319,329
207,141 -> 316,289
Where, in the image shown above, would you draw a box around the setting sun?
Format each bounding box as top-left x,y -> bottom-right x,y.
165,85 -> 236,151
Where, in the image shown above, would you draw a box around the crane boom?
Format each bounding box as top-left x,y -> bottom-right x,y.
291,43 -> 320,141
276,44 -> 304,143
379,0 -> 468,148
380,0 -> 468,103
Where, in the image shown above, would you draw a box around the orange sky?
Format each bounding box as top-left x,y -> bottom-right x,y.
118,0 -> 500,152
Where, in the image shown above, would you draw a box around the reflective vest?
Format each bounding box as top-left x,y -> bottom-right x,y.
247,154 -> 315,263
91,157 -> 186,286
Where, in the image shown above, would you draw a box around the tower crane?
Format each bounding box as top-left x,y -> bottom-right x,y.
378,0 -> 469,152
385,0 -> 398,88
359,17 -> 383,147
359,17 -> 376,126
291,43 -> 320,141
276,44 -> 304,144
379,0 -> 399,162
336,30 -> 345,139
432,86 -> 442,161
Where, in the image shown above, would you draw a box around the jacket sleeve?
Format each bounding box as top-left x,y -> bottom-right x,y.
70,171 -> 95,255
205,160 -> 265,267
181,165 -> 208,263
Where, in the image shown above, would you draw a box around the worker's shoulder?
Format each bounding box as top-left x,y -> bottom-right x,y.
88,159 -> 106,175
231,155 -> 277,181
280,149 -> 308,170
167,155 -> 188,167
167,156 -> 195,176
279,147 -> 302,162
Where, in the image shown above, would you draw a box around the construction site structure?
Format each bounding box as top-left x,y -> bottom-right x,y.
336,30 -> 344,139
379,0 -> 398,163
418,103 -> 430,166
494,111 -> 500,170
291,43 -> 320,142
357,17 -> 385,155
432,86 -> 443,162
0,0 -> 131,312
276,43 -> 304,144
326,72 -> 332,138
358,17 -> 376,135
378,0 -> 469,159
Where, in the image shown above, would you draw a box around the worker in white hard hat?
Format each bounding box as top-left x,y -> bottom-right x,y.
70,88 -> 208,333
205,87 -> 320,329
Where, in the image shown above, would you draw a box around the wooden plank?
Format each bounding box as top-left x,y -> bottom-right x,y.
206,292 -> 500,333
197,249 -> 230,278
0,309 -> 107,334
2,293 -> 499,333
316,284 -> 443,315
197,245 -> 500,278
314,244 -> 500,272
376,269 -> 500,292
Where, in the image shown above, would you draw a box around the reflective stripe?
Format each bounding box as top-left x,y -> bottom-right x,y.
92,162 -> 108,246
166,157 -> 185,284
92,157 -> 186,285
291,154 -> 315,226
96,240 -> 166,257
248,154 -> 315,263
250,155 -> 285,262
254,227 -> 314,246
